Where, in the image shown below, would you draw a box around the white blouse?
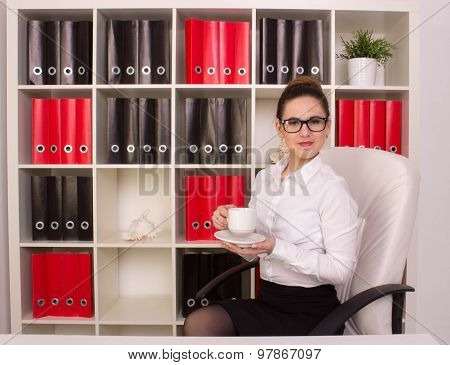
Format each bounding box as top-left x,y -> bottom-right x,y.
241,152 -> 360,288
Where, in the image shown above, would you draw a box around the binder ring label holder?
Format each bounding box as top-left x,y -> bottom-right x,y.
390,146 -> 398,153
143,144 -> 151,153
35,221 -> 44,230
219,144 -> 228,153
36,144 -> 45,153
187,298 -> 196,308
78,66 -> 86,75
142,66 -> 151,75
33,66 -> 43,75
80,145 -> 88,153
204,145 -> 213,154
195,66 -> 202,74
189,144 -> 198,154
64,67 -> 73,76
112,66 -> 121,75
66,220 -> 75,230
266,65 -> 274,73
80,299 -> 88,307
296,66 -> 305,75
50,145 -> 58,153
234,144 -> 243,153
224,67 -> 231,75
311,66 -> 320,75
50,221 -> 59,230
192,221 -> 199,230
51,298 -> 59,306
64,144 -> 73,153
66,298 -> 74,306
126,66 -> 135,75
159,145 -> 167,153
200,298 -> 209,306
281,65 -> 289,74
238,67 -> 247,76
48,66 -> 56,76
111,144 -> 120,153
207,67 -> 215,75
157,66 -> 166,75
81,221 -> 90,230
37,299 -> 45,307
127,145 -> 135,153
204,220 -> 211,229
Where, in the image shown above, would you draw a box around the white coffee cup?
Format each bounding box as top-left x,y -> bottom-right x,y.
228,207 -> 256,235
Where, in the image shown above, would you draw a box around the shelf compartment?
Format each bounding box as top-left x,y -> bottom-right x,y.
96,167 -> 172,243
97,247 -> 173,324
99,325 -> 172,336
95,88 -> 172,165
174,167 -> 252,244
174,87 -> 252,164
175,247 -> 252,321
96,8 -> 173,85
255,9 -> 332,85
17,9 -> 94,86
335,10 -> 409,87
176,8 -> 252,84
18,168 -> 93,243
20,247 -> 95,323
335,89 -> 409,157
18,89 -> 93,165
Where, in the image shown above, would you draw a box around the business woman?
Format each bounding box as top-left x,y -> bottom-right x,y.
184,75 -> 360,336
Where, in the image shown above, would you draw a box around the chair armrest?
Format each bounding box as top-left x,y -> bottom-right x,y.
195,258 -> 260,300
308,284 -> 415,336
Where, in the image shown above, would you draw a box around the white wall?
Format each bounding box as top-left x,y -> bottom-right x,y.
414,0 -> 450,345
0,2 -> 11,334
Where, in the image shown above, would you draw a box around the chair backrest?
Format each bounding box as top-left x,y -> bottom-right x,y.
320,147 -> 420,334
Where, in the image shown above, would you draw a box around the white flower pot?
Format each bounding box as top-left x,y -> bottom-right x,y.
348,57 -> 377,86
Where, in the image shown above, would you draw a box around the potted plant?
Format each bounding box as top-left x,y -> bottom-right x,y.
336,29 -> 395,86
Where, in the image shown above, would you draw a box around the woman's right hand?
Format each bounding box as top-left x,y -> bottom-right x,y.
212,204 -> 236,230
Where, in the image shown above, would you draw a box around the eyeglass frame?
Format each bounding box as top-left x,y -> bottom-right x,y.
278,115 -> 329,133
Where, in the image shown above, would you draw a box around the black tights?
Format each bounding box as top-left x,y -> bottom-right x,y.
184,304 -> 237,336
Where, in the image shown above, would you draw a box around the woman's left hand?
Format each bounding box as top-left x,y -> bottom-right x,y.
219,236 -> 276,255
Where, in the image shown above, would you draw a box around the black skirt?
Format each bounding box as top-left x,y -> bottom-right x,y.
215,278 -> 341,336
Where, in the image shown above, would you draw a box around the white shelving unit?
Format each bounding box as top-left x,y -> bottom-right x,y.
6,0 -> 420,336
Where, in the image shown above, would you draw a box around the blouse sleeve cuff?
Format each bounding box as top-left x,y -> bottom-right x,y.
265,238 -> 291,261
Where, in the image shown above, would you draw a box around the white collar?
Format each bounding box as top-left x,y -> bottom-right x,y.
269,153 -> 322,189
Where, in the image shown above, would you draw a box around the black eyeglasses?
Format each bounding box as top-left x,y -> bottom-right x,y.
280,116 -> 329,133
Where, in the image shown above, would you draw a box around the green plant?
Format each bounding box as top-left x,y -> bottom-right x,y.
336,29 -> 395,66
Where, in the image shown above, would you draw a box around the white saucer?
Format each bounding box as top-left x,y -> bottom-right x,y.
214,230 -> 265,247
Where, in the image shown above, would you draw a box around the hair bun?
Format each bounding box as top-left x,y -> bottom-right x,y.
285,75 -> 322,92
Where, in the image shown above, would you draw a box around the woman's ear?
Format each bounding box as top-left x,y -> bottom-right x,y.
274,119 -> 283,137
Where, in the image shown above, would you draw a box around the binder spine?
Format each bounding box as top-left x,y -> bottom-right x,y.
77,176 -> 93,241
60,21 -> 77,85
107,20 -> 124,84
60,98 -> 77,164
155,98 -> 171,164
260,18 -> 277,84
107,98 -> 124,164
76,21 -> 93,84
28,20 -> 46,85
31,176 -> 48,240
123,20 -> 139,84
76,98 -> 92,164
138,20 -> 152,84
62,176 -> 79,240
47,176 -> 63,241
123,98 -> 140,164
151,20 -> 170,84
139,98 -> 157,164
32,98 -> 50,164
45,21 -> 61,85
185,98 -> 201,164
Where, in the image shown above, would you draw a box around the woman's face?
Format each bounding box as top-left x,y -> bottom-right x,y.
274,95 -> 330,162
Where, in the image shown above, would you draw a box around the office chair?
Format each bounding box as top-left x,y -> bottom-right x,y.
196,147 -> 420,335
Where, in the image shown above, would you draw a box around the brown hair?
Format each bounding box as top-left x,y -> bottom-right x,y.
276,76 -> 330,121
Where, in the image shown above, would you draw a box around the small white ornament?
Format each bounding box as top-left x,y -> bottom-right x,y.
121,209 -> 163,242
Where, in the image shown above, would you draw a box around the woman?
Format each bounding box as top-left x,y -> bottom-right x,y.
183,75 -> 360,336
